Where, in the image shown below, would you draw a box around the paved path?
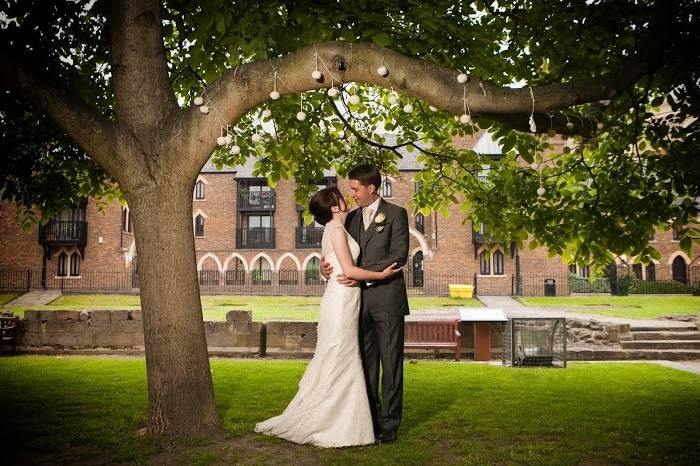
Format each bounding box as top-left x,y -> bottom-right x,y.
4,290 -> 62,307
477,295 -> 697,329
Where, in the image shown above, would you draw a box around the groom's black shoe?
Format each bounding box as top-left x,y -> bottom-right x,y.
375,430 -> 397,444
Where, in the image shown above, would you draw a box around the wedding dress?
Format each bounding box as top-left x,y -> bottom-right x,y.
254,223 -> 375,447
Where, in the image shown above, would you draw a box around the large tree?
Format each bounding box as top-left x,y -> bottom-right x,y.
1,0 -> 698,437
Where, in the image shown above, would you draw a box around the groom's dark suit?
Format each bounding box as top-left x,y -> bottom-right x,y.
345,198 -> 409,438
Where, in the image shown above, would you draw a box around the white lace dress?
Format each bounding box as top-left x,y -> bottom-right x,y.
254,223 -> 375,448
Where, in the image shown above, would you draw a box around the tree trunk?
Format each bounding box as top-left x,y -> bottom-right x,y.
128,181 -> 225,438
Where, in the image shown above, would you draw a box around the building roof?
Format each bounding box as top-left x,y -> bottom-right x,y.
200,131 -> 502,176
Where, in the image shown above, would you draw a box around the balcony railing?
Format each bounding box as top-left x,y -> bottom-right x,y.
471,230 -> 494,244
39,220 -> 88,246
237,190 -> 276,210
236,227 -> 275,249
295,226 -> 324,249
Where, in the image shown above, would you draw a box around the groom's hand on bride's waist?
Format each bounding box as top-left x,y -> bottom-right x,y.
320,255 -> 332,281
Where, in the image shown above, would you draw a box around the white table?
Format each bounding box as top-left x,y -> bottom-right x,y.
459,308 -> 508,361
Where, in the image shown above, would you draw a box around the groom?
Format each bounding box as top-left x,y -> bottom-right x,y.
320,164 -> 409,444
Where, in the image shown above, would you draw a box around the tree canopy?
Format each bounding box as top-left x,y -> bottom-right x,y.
2,1 -> 698,268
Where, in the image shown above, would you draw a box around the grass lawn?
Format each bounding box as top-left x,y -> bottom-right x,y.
519,296 -> 700,319
3,293 -> 480,321
1,356 -> 698,465
0,293 -> 18,305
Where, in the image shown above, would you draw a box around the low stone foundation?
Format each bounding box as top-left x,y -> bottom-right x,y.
567,319 -> 633,348
17,310 -> 650,359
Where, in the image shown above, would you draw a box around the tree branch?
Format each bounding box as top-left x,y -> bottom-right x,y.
110,0 -> 179,142
177,1 -> 672,176
0,51 -> 126,179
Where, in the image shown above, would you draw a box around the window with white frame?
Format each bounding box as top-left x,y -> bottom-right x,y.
194,214 -> 205,236
381,179 -> 392,198
57,252 -> 68,277
121,207 -> 133,233
479,250 -> 490,275
493,250 -> 504,275
70,252 -> 80,276
415,213 -> 424,234
195,180 -> 206,200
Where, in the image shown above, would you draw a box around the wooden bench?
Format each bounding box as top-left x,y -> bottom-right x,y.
404,320 -> 461,361
0,315 -> 20,355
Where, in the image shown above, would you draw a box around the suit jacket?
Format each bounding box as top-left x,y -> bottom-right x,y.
345,199 -> 410,316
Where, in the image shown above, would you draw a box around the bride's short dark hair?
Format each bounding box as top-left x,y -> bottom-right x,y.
309,186 -> 345,226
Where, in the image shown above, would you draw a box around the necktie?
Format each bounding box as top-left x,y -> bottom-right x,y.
363,208 -> 374,230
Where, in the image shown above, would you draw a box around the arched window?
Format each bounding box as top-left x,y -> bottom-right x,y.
57,252 -> 68,277
194,214 -> 205,236
580,265 -> 590,278
415,213 -> 424,234
493,250 -> 504,275
381,179 -> 392,198
568,264 -> 577,275
121,207 -> 133,233
646,263 -> 656,282
69,253 -> 80,276
479,250 -> 490,275
632,264 -> 643,280
412,251 -> 424,287
672,256 -> 687,284
305,257 -> 321,285
252,257 -> 272,285
195,180 -> 205,200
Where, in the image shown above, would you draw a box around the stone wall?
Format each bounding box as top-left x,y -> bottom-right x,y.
18,310 -> 512,359
19,310 -> 644,359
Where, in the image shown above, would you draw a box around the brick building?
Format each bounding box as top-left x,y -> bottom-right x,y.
1,132 -> 697,295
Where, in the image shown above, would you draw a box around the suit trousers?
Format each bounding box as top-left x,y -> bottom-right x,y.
359,298 -> 405,436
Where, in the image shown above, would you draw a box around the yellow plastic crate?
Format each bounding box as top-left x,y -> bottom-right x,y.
449,284 -> 473,298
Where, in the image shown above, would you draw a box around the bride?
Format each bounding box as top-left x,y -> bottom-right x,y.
255,186 -> 401,448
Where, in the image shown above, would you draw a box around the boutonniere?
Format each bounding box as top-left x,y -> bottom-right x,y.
372,212 -> 387,232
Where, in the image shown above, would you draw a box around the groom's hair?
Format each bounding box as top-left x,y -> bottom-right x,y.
309,186 -> 344,226
348,164 -> 381,190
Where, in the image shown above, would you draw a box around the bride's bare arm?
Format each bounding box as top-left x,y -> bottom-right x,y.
330,227 -> 400,281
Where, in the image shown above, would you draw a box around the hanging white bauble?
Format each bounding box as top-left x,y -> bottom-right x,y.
403,103 -> 413,113
327,87 -> 339,97
530,162 -> 539,170
194,96 -> 204,106
270,90 -> 280,100
230,145 -> 241,155
349,94 -> 361,105
566,121 -> 574,129
224,135 -> 232,145
429,105 -> 438,112
460,114 -> 471,124
199,105 -> 209,114
547,128 -> 557,137
388,94 -> 398,105
537,186 -> 546,196
457,73 -> 468,83
252,133 -> 262,143
262,109 -> 272,118
216,136 -> 227,145
377,66 -> 388,76
596,122 -> 604,130
296,111 -> 307,121
311,70 -> 322,80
